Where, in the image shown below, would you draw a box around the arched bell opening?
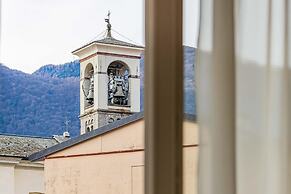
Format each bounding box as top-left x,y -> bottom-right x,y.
82,63 -> 94,107
107,61 -> 130,106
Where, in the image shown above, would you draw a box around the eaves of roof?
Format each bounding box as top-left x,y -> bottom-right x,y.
28,112 -> 144,161
72,37 -> 144,54
28,112 -> 196,162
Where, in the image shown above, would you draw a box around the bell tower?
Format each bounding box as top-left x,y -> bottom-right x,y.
72,13 -> 144,134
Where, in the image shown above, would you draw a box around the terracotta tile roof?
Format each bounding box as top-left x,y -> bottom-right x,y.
0,134 -> 69,158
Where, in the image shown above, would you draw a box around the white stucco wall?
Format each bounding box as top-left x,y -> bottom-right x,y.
15,166 -> 44,194
0,160 -> 44,194
0,164 -> 15,194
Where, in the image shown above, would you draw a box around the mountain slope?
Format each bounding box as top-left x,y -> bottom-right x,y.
33,61 -> 80,78
0,65 -> 80,137
139,46 -> 196,114
0,46 -> 195,137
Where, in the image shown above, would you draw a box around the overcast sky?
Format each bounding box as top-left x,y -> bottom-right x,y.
0,0 -> 199,73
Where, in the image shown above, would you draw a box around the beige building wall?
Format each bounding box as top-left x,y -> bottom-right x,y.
0,160 -> 44,194
45,120 -> 198,194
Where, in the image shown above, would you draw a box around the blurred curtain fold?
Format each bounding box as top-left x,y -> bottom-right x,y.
197,0 -> 291,194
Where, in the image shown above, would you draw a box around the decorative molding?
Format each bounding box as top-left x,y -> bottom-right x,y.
46,148 -> 144,160
16,161 -> 44,168
97,52 -> 141,59
80,52 -> 141,63
97,72 -> 107,74
128,75 -> 140,78
45,144 -> 198,160
80,53 -> 98,62
79,109 -> 98,118
183,144 -> 199,148
98,108 -> 133,114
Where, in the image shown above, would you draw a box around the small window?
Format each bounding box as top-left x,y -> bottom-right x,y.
108,118 -> 114,124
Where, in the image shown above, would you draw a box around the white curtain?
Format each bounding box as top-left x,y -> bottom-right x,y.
197,0 -> 291,194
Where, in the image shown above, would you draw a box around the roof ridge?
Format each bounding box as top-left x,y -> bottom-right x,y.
95,36 -> 143,48
0,133 -> 53,139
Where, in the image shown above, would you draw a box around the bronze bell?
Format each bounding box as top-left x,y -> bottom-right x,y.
87,88 -> 94,101
113,77 -> 125,98
86,77 -> 94,104
114,85 -> 125,97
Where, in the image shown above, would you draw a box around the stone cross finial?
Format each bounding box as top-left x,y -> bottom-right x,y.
105,11 -> 112,38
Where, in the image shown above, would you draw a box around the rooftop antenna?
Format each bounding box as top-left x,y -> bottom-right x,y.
105,10 -> 112,38
64,117 -> 70,133
62,117 -> 70,137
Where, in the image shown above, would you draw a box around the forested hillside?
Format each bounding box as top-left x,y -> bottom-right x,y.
33,61 -> 80,78
0,46 -> 195,137
0,65 -> 80,137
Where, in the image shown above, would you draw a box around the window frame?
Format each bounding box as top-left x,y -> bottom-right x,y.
145,0 -> 183,194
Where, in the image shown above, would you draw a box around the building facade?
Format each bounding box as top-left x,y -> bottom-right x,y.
29,114 -> 198,194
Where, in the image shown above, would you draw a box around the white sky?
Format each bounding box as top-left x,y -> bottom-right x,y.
0,0 -> 199,73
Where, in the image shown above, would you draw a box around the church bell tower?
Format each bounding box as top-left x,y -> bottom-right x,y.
72,13 -> 144,134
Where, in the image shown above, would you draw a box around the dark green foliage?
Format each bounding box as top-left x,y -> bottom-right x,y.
0,65 -> 80,137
